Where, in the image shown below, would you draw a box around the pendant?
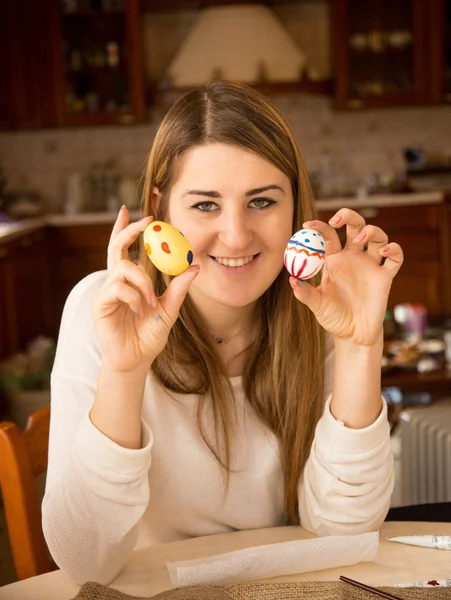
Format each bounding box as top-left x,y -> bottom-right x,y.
213,337 -> 227,344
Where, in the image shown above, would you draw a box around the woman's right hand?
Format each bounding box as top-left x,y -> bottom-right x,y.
91,206 -> 199,374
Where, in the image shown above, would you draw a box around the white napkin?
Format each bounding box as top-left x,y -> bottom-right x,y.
166,531 -> 379,587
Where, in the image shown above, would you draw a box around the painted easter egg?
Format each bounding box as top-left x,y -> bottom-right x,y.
284,228 -> 325,280
143,221 -> 193,276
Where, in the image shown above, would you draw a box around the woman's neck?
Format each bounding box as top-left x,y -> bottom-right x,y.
191,295 -> 257,343
189,294 -> 259,377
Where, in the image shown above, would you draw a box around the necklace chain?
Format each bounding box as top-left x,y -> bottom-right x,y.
211,325 -> 250,344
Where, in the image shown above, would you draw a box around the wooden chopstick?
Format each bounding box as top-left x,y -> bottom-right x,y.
339,575 -> 404,600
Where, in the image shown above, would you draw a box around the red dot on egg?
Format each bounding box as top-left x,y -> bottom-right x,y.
153,225 -> 162,232
161,242 -> 171,254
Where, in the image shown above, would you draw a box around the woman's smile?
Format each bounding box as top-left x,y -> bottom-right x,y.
210,253 -> 261,274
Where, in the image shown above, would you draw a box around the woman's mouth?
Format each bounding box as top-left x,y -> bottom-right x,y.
211,253 -> 260,272
214,255 -> 256,267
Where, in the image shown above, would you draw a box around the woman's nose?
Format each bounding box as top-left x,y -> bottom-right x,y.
218,214 -> 254,251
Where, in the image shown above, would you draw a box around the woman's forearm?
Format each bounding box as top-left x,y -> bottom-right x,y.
90,363 -> 149,449
330,331 -> 384,429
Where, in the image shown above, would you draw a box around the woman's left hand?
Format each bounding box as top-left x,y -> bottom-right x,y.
290,208 -> 404,346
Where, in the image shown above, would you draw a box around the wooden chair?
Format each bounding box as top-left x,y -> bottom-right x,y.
0,403 -> 56,580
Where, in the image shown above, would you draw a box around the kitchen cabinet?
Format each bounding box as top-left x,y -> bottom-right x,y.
54,0 -> 146,126
47,224 -> 112,332
0,0 -> 145,130
442,194 -> 451,313
47,221 -> 143,334
0,231 -> 53,361
429,0 -> 451,103
0,0 -> 58,129
317,201 -> 451,317
332,0 -> 429,109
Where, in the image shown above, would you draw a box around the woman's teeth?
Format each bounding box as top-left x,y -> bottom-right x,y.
214,255 -> 255,267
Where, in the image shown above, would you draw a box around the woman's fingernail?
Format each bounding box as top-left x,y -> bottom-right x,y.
329,216 -> 341,226
353,233 -> 365,243
290,277 -> 305,288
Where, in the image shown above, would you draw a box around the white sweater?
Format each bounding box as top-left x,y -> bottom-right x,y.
42,271 -> 394,585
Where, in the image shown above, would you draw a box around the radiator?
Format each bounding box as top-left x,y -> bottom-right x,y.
398,400 -> 451,506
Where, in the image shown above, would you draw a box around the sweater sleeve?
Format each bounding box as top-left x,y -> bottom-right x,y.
42,271 -> 153,585
298,338 -> 394,535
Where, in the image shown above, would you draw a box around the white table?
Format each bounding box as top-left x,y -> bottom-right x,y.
1,522 -> 451,599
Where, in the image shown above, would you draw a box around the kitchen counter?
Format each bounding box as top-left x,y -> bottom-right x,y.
46,210 -> 142,226
0,217 -> 47,244
316,189 -> 444,211
0,211 -> 142,244
0,190 -> 445,244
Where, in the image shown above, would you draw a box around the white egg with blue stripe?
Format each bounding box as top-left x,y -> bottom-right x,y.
284,228 -> 326,280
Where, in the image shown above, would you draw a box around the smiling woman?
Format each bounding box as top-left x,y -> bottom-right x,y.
42,81 -> 403,586
164,143 -> 294,312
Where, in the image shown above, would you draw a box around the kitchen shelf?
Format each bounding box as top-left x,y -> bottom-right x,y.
141,0 -> 295,9
146,78 -> 334,106
65,66 -> 127,75
63,10 -> 125,16
58,111 -> 138,126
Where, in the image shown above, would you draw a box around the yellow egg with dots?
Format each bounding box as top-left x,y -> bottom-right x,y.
143,221 -> 194,276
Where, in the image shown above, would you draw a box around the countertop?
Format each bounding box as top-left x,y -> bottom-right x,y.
315,189 -> 444,211
0,211 -> 142,244
0,190 -> 445,244
2,521 -> 451,600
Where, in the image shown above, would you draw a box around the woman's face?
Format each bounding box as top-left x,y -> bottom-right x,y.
166,143 -> 294,310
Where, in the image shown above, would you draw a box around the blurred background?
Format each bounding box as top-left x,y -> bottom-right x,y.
1,0 -> 451,585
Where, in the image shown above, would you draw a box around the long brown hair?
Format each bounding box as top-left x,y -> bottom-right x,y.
140,81 -> 325,523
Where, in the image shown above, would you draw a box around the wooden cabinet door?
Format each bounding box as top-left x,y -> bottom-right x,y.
0,232 -> 52,360
0,244 -> 16,359
9,232 -> 53,351
0,0 -> 58,129
54,0 -> 146,127
316,203 -> 445,316
441,196 -> 451,315
428,0 -> 451,104
332,0 -> 429,109
48,224 -> 112,333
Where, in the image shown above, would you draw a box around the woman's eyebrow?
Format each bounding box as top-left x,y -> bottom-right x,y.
182,185 -> 285,198
182,190 -> 221,198
245,185 -> 285,196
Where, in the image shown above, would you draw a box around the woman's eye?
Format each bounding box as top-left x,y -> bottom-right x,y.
250,197 -> 276,209
191,201 -> 219,212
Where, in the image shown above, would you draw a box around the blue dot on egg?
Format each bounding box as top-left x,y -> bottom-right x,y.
321,241 -> 324,246
187,250 -> 193,265
305,238 -> 310,243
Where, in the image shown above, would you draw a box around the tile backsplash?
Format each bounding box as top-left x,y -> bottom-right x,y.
1,95 -> 451,212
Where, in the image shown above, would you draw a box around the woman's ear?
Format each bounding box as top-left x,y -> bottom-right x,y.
151,187 -> 162,216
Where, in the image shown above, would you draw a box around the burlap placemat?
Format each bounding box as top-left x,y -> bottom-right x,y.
73,580 -> 451,600
73,583 -> 229,600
